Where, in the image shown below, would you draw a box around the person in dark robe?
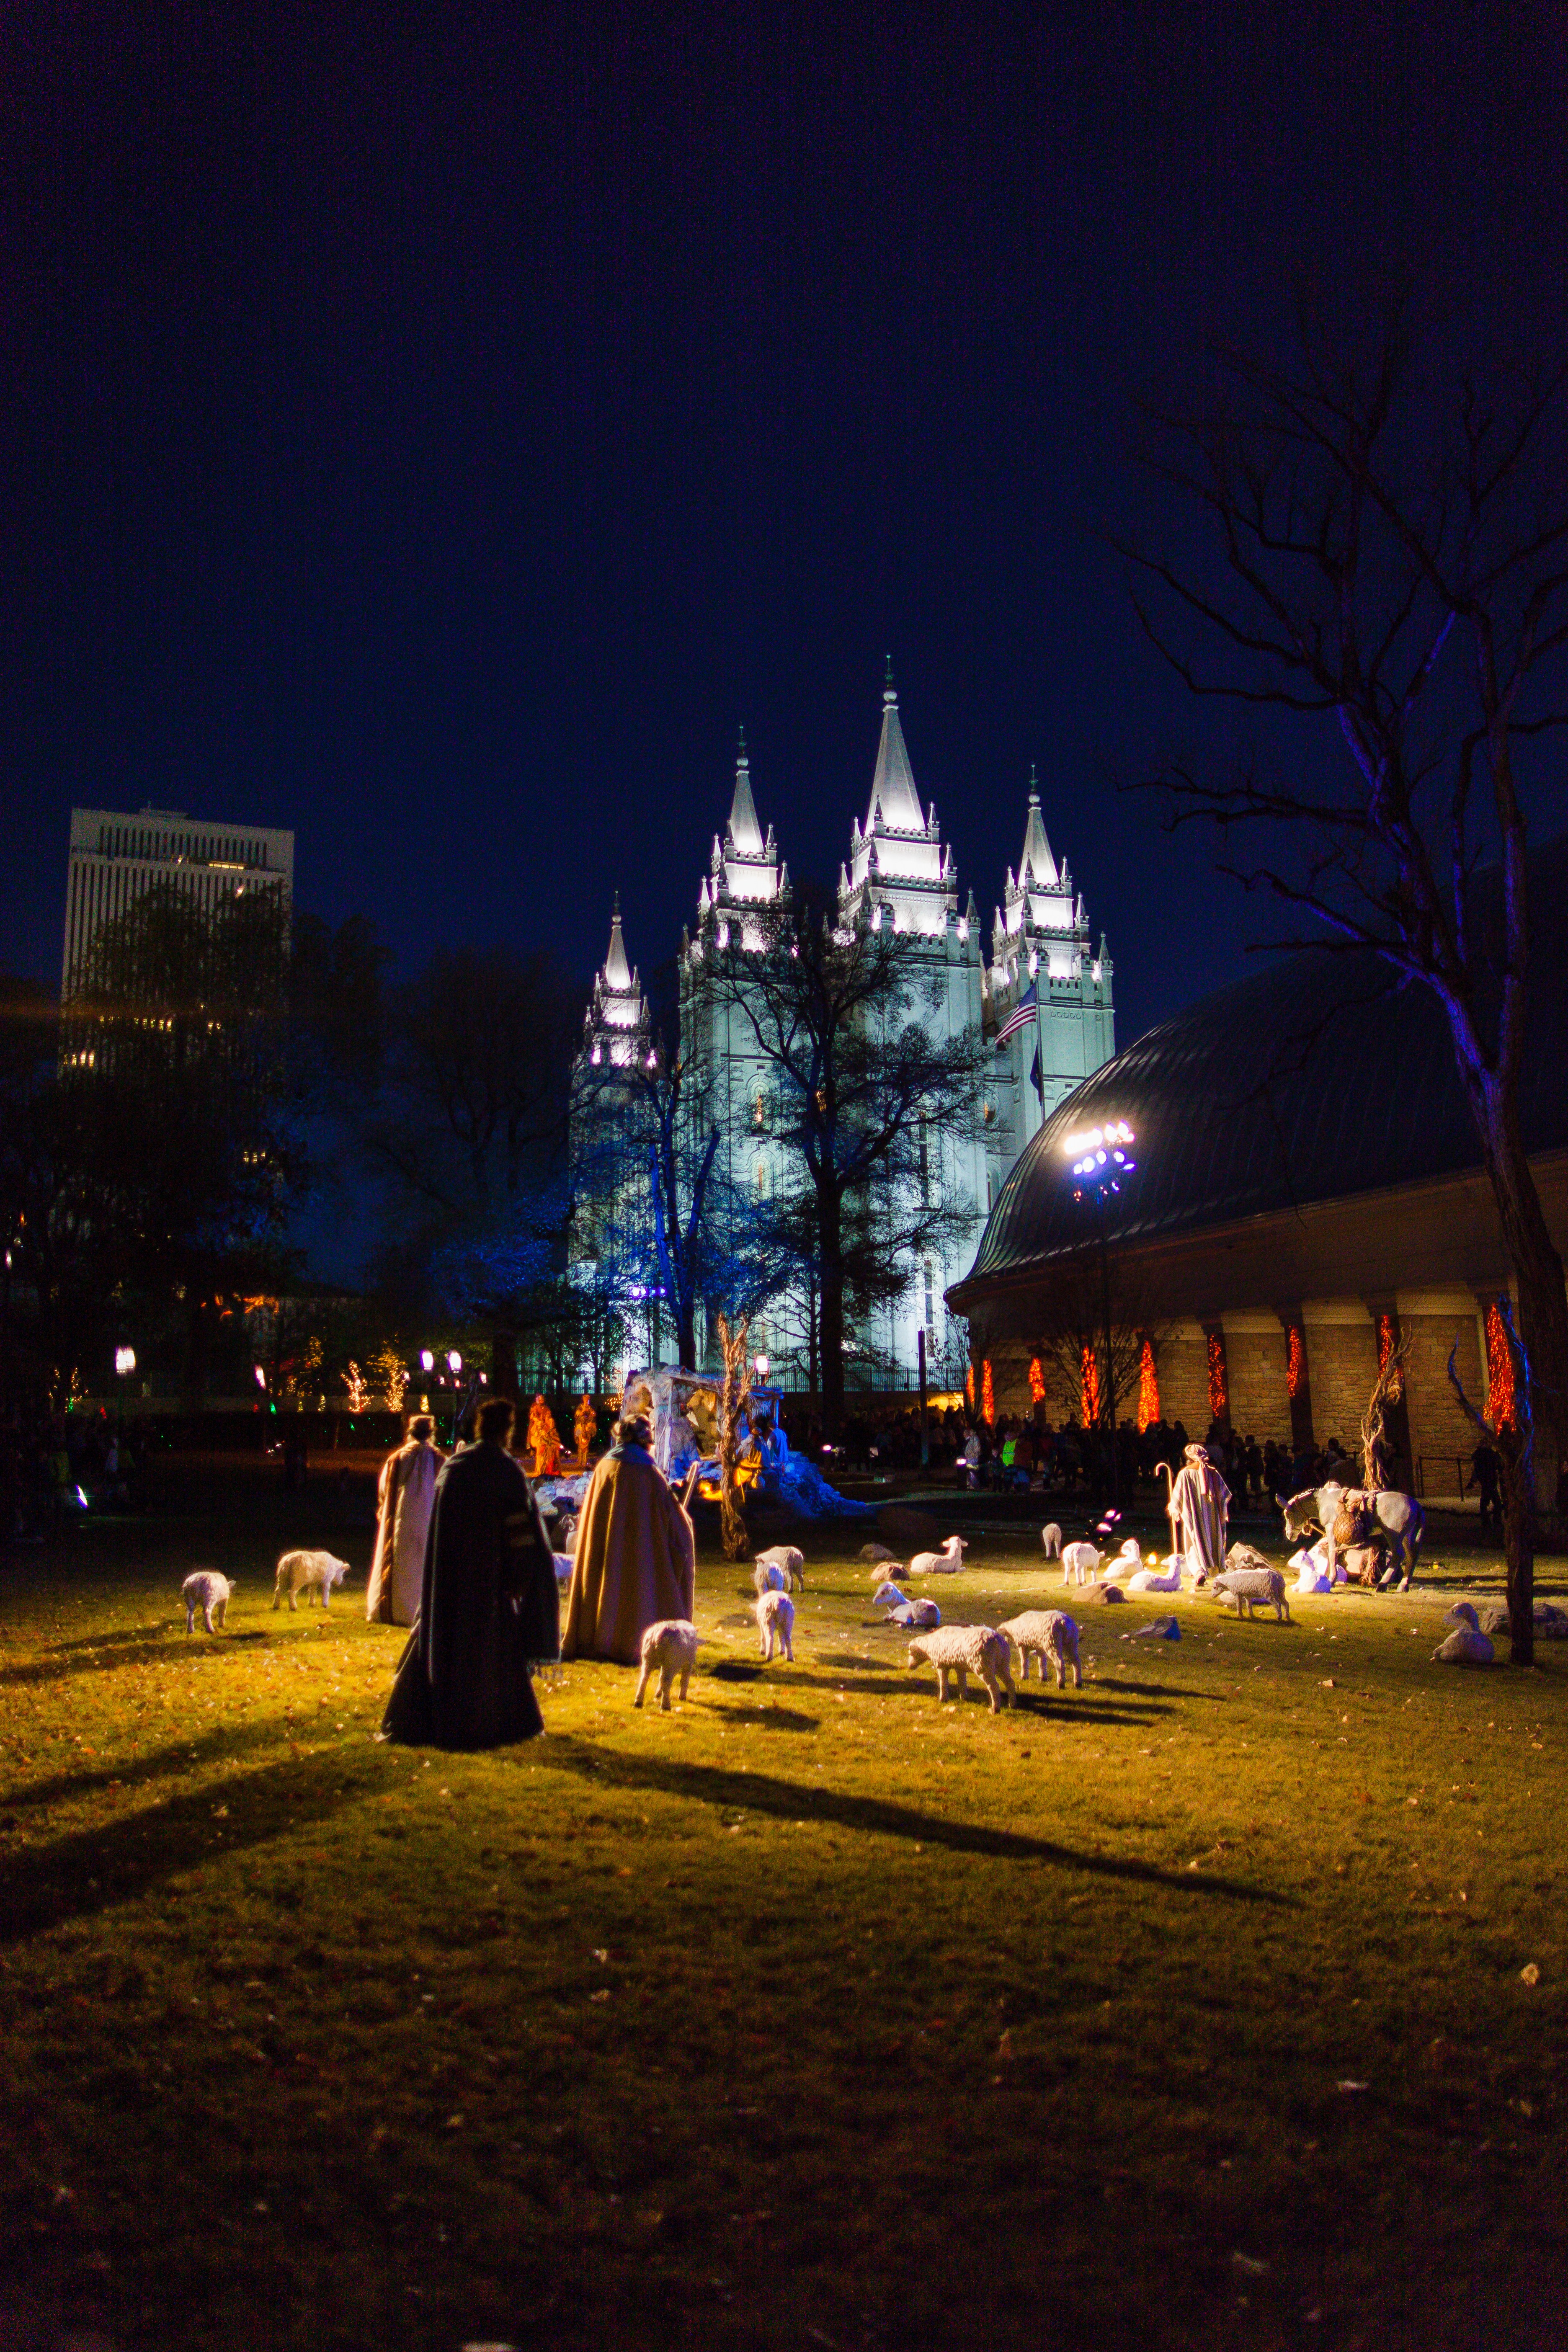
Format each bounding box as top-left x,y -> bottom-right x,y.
381,1396 -> 559,1749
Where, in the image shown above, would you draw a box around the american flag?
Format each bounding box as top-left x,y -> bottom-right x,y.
995,977 -> 1038,1045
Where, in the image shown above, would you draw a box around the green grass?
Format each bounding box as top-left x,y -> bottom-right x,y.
1,1478 -> 1565,2351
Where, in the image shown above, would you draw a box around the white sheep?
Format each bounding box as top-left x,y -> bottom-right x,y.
552,1552 -> 574,1585
1433,1623 -> 1494,1666
1210,1566 -> 1292,1622
1291,1543 -> 1334,1594
754,1544 -> 805,1591
1042,1522 -> 1063,1560
753,1561 -> 789,1596
182,1571 -> 234,1635
998,1609 -> 1081,1689
1127,1555 -> 1182,1594
632,1620 -> 701,1710
755,1590 -> 795,1661
907,1624 -> 1015,1711
887,1598 -> 941,1630
1445,1601 -> 1480,1629
1102,1540 -> 1143,1584
872,1582 -> 910,1609
908,1535 -> 968,1576
272,1548 -> 349,1612
1060,1540 -> 1101,1588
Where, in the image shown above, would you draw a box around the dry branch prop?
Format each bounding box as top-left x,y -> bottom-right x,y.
1360,1336 -> 1411,1490
714,1313 -> 753,1561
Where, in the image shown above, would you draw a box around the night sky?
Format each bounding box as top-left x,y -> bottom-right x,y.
5,5 -> 1566,1043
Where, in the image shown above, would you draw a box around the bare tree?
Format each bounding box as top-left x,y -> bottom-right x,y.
1360,1337 -> 1413,1492
713,1311 -> 753,1560
691,884 -> 984,1434
1029,1248 -> 1169,1437
1130,305 -> 1568,1660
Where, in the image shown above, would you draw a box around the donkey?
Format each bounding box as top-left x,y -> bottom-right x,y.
1278,1483 -> 1425,1590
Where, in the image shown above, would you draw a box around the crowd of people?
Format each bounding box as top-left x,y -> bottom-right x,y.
0,1401 -> 151,1539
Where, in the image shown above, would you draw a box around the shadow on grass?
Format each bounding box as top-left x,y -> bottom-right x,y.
536,1734 -> 1285,1903
0,1745 -> 384,1944
709,1705 -> 820,1731
2,1717 -> 287,1813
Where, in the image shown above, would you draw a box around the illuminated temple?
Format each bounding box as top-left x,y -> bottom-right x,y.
573,678 -> 1116,1392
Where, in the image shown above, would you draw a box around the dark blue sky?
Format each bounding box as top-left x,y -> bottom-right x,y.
5,3 -> 1565,1044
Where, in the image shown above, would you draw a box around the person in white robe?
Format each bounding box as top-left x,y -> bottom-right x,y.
1166,1442 -> 1231,1579
366,1415 -> 443,1624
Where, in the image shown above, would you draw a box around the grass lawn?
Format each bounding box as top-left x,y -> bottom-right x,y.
1,1470 -> 1565,2351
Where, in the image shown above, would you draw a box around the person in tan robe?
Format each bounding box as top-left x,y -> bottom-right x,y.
561,1414 -> 697,1664
1166,1442 -> 1232,1578
366,1415 -> 443,1624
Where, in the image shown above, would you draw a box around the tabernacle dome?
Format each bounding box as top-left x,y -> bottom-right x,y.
948,841 -> 1568,1493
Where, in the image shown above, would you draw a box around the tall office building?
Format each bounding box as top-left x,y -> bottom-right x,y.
61,806 -> 294,1001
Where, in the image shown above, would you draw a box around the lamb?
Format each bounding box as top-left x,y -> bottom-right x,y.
755,1590 -> 795,1662
272,1549 -> 350,1612
1127,1555 -> 1182,1594
859,1542 -> 897,1564
1445,1601 -> 1480,1630
872,1582 -> 910,1609
998,1609 -> 1081,1689
887,1598 -> 941,1630
1060,1540 -> 1101,1588
754,1543 -> 805,1591
182,1570 -> 235,1635
552,1553 -> 575,1585
754,1561 -> 790,1596
908,1535 -> 967,1576
632,1619 -> 701,1710
1041,1522 -> 1063,1560
907,1623 -> 1015,1711
1291,1543 -> 1334,1594
1433,1623 -> 1494,1666
1210,1565 -> 1292,1622
1102,1540 -> 1143,1584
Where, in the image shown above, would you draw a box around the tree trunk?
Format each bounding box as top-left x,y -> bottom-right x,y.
818,1190 -> 846,1437
1462,1063 -> 1568,1502
714,1313 -> 752,1560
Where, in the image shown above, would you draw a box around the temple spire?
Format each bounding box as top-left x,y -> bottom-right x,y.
1019,766 -> 1056,885
867,664 -> 924,832
726,726 -> 763,859
603,896 -> 632,990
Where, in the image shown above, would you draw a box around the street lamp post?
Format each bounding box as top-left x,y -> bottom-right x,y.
1065,1121 -> 1137,1511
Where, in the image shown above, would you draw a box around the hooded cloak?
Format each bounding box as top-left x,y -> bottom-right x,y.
382,1437 -> 558,1749
1168,1444 -> 1232,1575
561,1440 -> 696,1665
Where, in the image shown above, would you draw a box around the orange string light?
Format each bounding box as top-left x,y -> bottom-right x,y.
981,1359 -> 995,1426
1485,1301 -> 1517,1430
1027,1355 -> 1046,1405
1136,1338 -> 1159,1431
1081,1343 -> 1101,1428
1286,1324 -> 1305,1399
1207,1328 -> 1228,1419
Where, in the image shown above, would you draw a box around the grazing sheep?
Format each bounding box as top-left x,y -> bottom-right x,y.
859,1542 -> 898,1564
1060,1540 -> 1101,1587
755,1590 -> 795,1661
753,1561 -> 790,1596
632,1620 -> 701,1710
1041,1522 -> 1063,1560
908,1535 -> 968,1576
998,1609 -> 1081,1689
755,1544 -> 805,1591
1433,1623 -> 1494,1666
272,1548 -> 350,1612
181,1571 -> 234,1635
1210,1565 -> 1292,1622
887,1598 -> 941,1630
1127,1555 -> 1182,1594
872,1582 -> 910,1609
907,1624 -> 1014,1711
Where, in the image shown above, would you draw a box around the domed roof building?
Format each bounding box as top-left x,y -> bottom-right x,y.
949,843 -> 1568,1495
